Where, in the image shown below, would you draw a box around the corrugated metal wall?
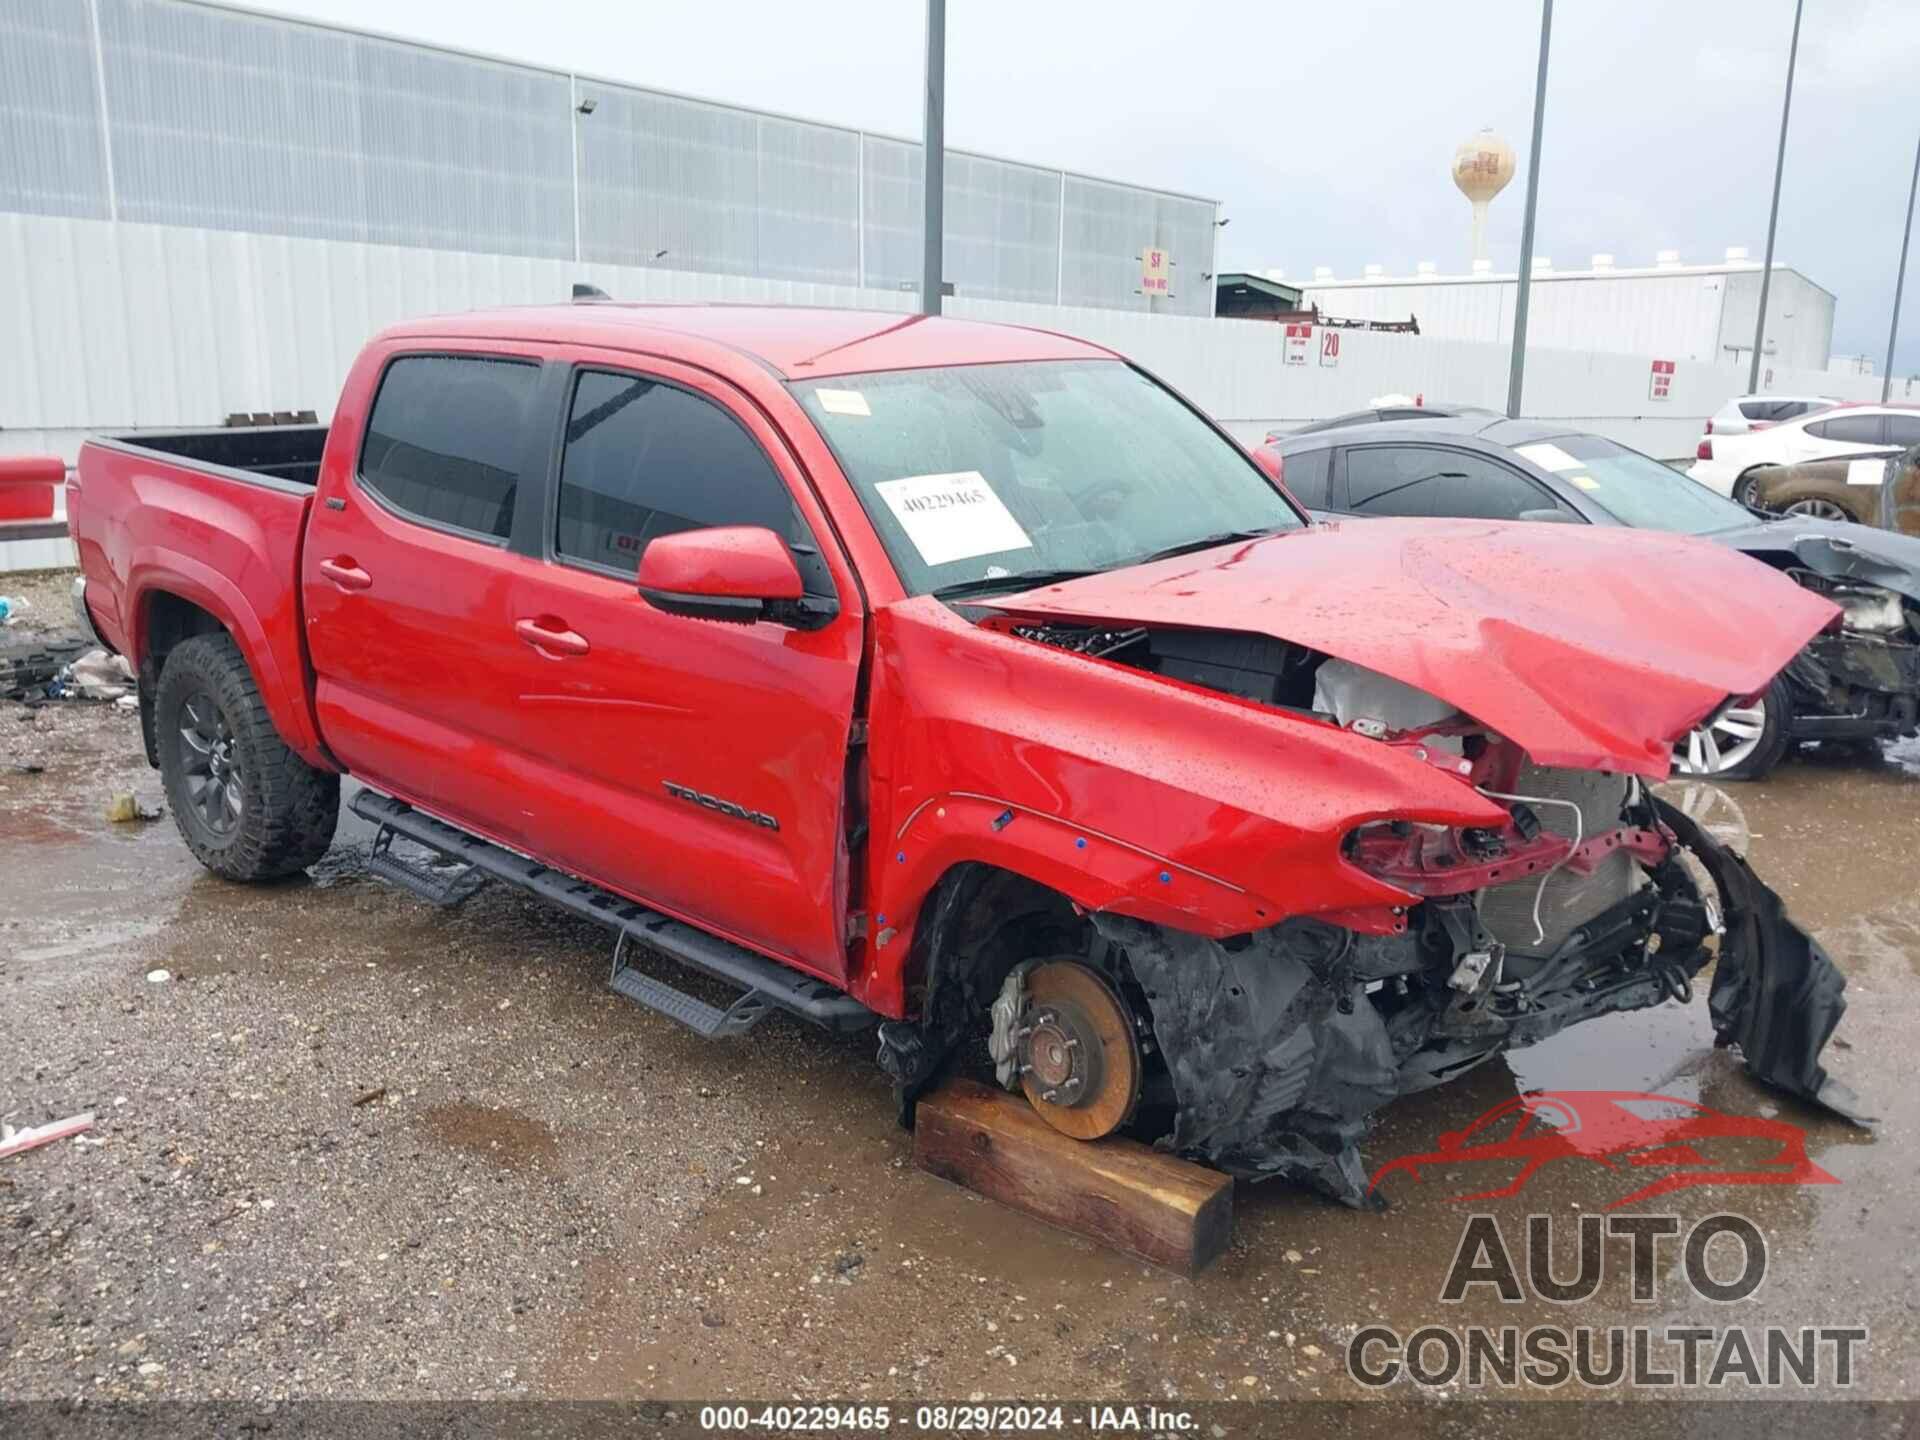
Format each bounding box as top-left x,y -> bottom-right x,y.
0,1 -> 112,220
2,211 -> 1901,574
2,213 -> 1892,465
1304,269 -> 1836,370
1,0 -> 1216,313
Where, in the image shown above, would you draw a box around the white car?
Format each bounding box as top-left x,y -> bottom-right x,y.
1704,393 -> 1835,437
1691,403 -> 1920,498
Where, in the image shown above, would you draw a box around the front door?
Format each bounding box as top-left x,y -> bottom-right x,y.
487,355 -> 864,979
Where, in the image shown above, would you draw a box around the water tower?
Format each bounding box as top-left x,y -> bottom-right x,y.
1453,129 -> 1515,268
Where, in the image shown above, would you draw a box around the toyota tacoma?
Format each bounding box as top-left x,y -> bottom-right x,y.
65,304 -> 1866,1204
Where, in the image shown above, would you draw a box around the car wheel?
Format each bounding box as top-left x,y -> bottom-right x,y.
1776,493 -> 1864,524
1671,674 -> 1792,782
155,632 -> 340,880
1781,497 -> 1852,521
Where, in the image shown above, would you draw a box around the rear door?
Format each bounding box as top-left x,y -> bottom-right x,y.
491,352 -> 864,979
304,341 -> 556,838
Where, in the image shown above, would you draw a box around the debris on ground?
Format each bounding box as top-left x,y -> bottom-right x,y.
0,1112 -> 96,1160
0,632 -> 93,700
352,1087 -> 388,1108
106,791 -> 163,823
51,648 -> 136,702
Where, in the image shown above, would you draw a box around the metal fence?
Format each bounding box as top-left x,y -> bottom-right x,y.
1,0 -> 1217,314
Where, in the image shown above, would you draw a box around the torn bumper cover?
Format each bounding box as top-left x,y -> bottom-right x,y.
1097,796 -> 1867,1208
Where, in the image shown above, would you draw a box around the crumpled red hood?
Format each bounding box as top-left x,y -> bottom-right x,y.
993,517 -> 1840,776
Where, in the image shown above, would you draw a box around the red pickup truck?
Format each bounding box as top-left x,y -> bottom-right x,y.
66,303 -> 1865,1204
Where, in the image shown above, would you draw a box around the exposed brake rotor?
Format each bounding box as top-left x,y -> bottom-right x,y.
1014,960 -> 1143,1140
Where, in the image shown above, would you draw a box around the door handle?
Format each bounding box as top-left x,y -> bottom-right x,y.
514,617 -> 590,657
319,557 -> 372,591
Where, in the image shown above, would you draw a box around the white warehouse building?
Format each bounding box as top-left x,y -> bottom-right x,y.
1300,250 -> 1836,373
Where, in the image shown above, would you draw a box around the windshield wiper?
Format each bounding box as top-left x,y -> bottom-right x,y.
1130,527 -> 1285,567
930,567 -> 1107,602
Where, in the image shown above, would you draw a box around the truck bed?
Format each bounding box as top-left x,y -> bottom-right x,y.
71,425 -> 330,766
100,425 -> 329,491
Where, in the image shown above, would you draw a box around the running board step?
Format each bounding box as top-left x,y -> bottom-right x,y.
367,827 -> 490,907
350,790 -> 875,1037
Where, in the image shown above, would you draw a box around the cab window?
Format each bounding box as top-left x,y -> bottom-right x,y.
555,369 -> 832,594
359,355 -> 541,541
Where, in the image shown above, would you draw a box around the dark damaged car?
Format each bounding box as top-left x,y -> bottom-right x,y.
61,305 -> 1867,1208
1264,416 -> 1920,780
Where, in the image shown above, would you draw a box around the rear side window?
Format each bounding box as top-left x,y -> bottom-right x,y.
1808,414 -> 1887,444
1888,416 -> 1920,447
556,369 -> 828,592
359,355 -> 539,540
1278,447 -> 1332,506
1346,446 -> 1566,520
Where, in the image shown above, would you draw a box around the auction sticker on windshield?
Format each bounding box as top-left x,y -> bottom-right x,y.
875,470 -> 1033,566
814,388 -> 871,417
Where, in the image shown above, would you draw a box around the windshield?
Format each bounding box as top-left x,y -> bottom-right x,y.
791,360 -> 1304,596
1512,435 -> 1752,535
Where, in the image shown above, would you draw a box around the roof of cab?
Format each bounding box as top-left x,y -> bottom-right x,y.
380,303 -> 1118,380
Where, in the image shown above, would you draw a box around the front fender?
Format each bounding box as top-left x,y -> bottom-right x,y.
854,599 -> 1508,1017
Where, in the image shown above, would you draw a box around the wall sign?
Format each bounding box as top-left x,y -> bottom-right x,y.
1141,246 -> 1171,296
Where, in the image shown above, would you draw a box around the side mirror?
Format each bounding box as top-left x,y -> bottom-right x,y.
636,525 -> 833,627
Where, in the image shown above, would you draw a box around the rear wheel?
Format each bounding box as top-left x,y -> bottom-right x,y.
155,633 -> 339,879
1671,673 -> 1792,782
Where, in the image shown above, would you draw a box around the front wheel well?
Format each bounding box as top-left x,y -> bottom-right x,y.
876,865 -> 1097,1115
902,863 -> 1095,1025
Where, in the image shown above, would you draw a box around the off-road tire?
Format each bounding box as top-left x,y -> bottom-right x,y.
155,632 -> 339,880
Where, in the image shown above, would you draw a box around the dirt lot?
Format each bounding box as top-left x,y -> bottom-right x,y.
2,568 -> 1917,1410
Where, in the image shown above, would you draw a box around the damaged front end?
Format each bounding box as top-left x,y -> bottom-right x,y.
1781,567 -> 1920,743
1080,658 -> 1870,1207
1098,776 -> 1864,1207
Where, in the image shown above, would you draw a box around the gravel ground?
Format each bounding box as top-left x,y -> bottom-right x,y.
2,568 -> 1916,1411
0,568 -> 85,640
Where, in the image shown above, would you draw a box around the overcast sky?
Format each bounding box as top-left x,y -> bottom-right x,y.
268,0 -> 1920,373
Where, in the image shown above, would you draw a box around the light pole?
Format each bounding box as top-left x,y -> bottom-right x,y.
1749,0 -> 1804,395
1506,0 -> 1552,420
1883,131 -> 1920,403
921,0 -> 946,316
